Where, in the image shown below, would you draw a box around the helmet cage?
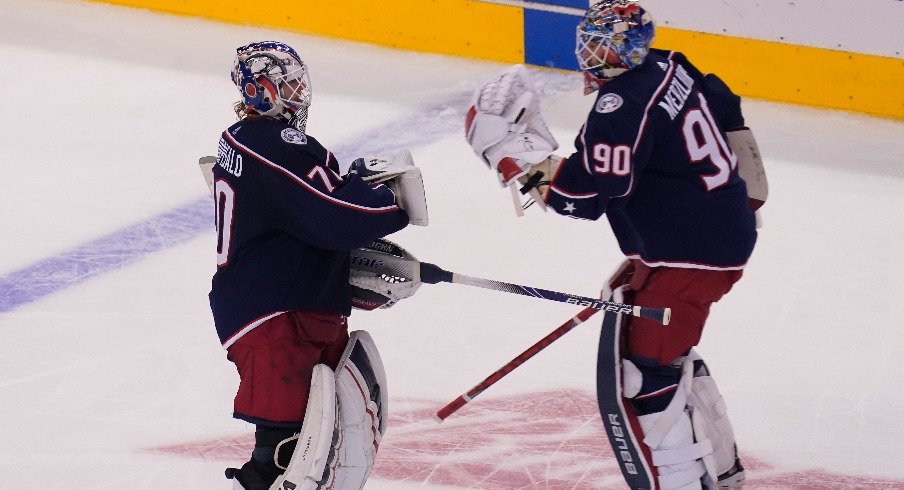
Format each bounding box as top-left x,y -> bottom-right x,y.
232,42 -> 312,131
576,1 -> 655,79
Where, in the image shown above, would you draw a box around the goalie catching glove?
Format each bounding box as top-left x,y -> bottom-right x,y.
348,149 -> 429,226
465,64 -> 559,189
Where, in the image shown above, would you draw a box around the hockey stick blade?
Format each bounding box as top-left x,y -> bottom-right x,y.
420,262 -> 670,325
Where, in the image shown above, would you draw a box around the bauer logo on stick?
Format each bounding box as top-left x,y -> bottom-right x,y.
565,297 -> 631,315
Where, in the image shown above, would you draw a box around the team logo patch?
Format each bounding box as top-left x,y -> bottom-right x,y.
280,128 -> 308,145
596,93 -> 623,114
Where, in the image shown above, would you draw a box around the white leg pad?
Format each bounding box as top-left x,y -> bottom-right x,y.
270,364 -> 340,490
332,330 -> 388,490
685,351 -> 744,488
638,387 -> 712,490
631,352 -> 744,490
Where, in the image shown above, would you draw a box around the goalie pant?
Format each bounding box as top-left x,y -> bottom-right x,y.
597,286 -> 745,490
229,330 -> 388,490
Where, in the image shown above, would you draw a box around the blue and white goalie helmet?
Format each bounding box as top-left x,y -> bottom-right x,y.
231,41 -> 312,131
576,0 -> 655,79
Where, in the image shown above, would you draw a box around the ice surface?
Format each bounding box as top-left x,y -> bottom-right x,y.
1,0 -> 903,488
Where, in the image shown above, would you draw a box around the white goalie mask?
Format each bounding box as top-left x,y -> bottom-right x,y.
231,41 -> 312,131
576,1 -> 655,80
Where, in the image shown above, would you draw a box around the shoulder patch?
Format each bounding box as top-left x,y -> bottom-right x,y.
657,61 -> 669,71
595,93 -> 624,114
281,128 -> 308,145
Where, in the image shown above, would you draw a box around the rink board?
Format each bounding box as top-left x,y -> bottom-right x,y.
91,0 -> 903,116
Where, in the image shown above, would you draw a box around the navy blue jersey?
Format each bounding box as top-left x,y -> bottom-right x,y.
209,117 -> 409,347
546,50 -> 756,269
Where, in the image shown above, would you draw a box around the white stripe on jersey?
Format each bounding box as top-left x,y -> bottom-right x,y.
622,53 -> 677,198
626,254 -> 747,271
223,131 -> 400,214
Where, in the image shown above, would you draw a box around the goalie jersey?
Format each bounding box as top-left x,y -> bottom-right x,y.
209,117 -> 409,347
546,49 -> 756,269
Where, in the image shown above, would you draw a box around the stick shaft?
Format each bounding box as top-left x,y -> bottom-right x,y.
434,306 -> 599,422
449,271 -> 670,325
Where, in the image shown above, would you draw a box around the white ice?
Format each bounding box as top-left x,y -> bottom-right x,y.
1,1 -> 903,488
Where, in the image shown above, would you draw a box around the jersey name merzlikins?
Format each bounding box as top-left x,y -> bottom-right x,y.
546,50 -> 756,270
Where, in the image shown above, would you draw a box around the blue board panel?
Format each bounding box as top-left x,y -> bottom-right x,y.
525,0 -> 587,8
524,9 -> 582,70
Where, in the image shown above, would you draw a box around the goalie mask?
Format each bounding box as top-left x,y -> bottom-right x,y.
576,1 -> 655,80
349,239 -> 422,310
232,41 -> 312,131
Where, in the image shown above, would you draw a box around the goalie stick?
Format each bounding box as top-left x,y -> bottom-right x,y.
350,240 -> 671,421
418,263 -> 671,325
350,242 -> 670,324
434,306 -> 600,422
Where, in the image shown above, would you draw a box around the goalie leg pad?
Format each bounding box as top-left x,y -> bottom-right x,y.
633,356 -> 709,490
597,287 -> 743,489
685,352 -> 745,488
333,330 -> 388,489
626,352 -> 745,490
597,286 -> 659,489
271,363 -> 342,490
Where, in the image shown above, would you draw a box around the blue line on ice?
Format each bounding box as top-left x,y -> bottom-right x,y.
0,92 -> 475,313
0,71 -> 578,313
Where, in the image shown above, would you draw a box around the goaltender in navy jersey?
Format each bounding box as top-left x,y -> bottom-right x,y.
210,117 -> 408,347
546,49 -> 756,269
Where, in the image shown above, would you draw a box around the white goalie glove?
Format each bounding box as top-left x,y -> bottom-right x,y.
348,149 -> 429,226
465,64 -> 559,188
